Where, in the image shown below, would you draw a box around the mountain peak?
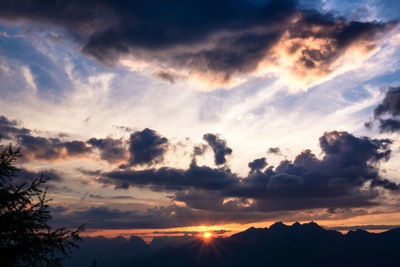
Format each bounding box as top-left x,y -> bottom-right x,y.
269,221 -> 289,231
292,222 -> 301,227
128,235 -> 148,247
123,222 -> 400,267
65,222 -> 400,267
346,229 -> 369,237
304,221 -> 324,230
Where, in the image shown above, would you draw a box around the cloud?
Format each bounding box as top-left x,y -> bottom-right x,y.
193,144 -> 208,156
50,202 -> 378,229
129,128 -> 169,166
112,125 -> 134,133
50,204 -> 290,229
370,178 -> 400,191
191,143 -> 209,165
87,137 -> 128,164
248,157 -> 267,174
15,168 -> 63,183
267,147 -> 282,155
0,115 -> 92,161
99,164 -> 238,191
0,0 -> 395,89
0,115 -> 30,140
369,86 -> 400,132
17,135 -> 91,161
97,130 -> 398,213
89,193 -> 135,200
151,230 -> 230,236
2,115 -> 399,222
327,224 -> 400,231
0,115 -> 17,126
203,133 -> 232,165
225,131 -> 394,211
154,70 -> 178,84
12,168 -> 64,192
49,205 -> 69,213
0,115 -> 171,166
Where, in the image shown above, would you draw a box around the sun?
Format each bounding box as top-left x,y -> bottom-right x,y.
203,232 -> 212,238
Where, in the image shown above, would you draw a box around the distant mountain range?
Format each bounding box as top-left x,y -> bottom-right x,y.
62,222 -> 400,267
61,234 -> 196,266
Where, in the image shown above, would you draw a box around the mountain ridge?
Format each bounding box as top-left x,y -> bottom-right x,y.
62,222 -> 400,267
125,221 -> 400,267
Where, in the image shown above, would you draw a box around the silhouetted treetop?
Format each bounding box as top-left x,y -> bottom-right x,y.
0,145 -> 84,267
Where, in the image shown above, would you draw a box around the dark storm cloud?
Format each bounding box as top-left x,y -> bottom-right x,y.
18,135 -> 91,161
378,118 -> 400,132
0,0 -> 394,83
0,115 -> 17,126
101,164 -> 238,191
0,115 -> 90,161
369,86 -> 400,132
248,157 -> 267,174
288,12 -> 389,67
174,30 -> 283,81
374,86 -> 400,117
0,0 -> 112,34
203,133 -> 232,165
370,178 -> 400,191
87,137 -> 127,164
3,114 -> 397,213
80,0 -> 298,63
129,128 -> 169,166
99,131 -> 398,213
1,116 -> 173,166
225,131 -> 395,211
1,115 -> 170,165
0,115 -> 30,140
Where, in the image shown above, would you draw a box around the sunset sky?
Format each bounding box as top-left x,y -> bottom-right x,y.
1,0 -> 400,241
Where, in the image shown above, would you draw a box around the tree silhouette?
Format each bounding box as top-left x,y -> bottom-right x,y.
0,145 -> 84,266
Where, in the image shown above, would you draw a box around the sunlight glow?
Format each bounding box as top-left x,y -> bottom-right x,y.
203,232 -> 212,238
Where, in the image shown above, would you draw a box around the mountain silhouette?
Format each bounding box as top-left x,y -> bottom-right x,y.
61,235 -> 149,266
62,222 -> 400,266
124,222 -> 400,267
149,235 -> 197,251
62,234 -> 196,266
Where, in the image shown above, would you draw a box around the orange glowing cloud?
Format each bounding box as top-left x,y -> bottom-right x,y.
118,16 -> 396,92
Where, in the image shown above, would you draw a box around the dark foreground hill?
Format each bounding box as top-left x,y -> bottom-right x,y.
63,222 -> 400,267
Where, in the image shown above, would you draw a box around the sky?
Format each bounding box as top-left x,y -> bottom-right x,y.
1,0 -> 400,240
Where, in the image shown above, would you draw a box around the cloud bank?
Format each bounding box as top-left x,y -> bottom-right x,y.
93,131 -> 398,215
2,114 -> 399,229
0,0 -> 396,89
